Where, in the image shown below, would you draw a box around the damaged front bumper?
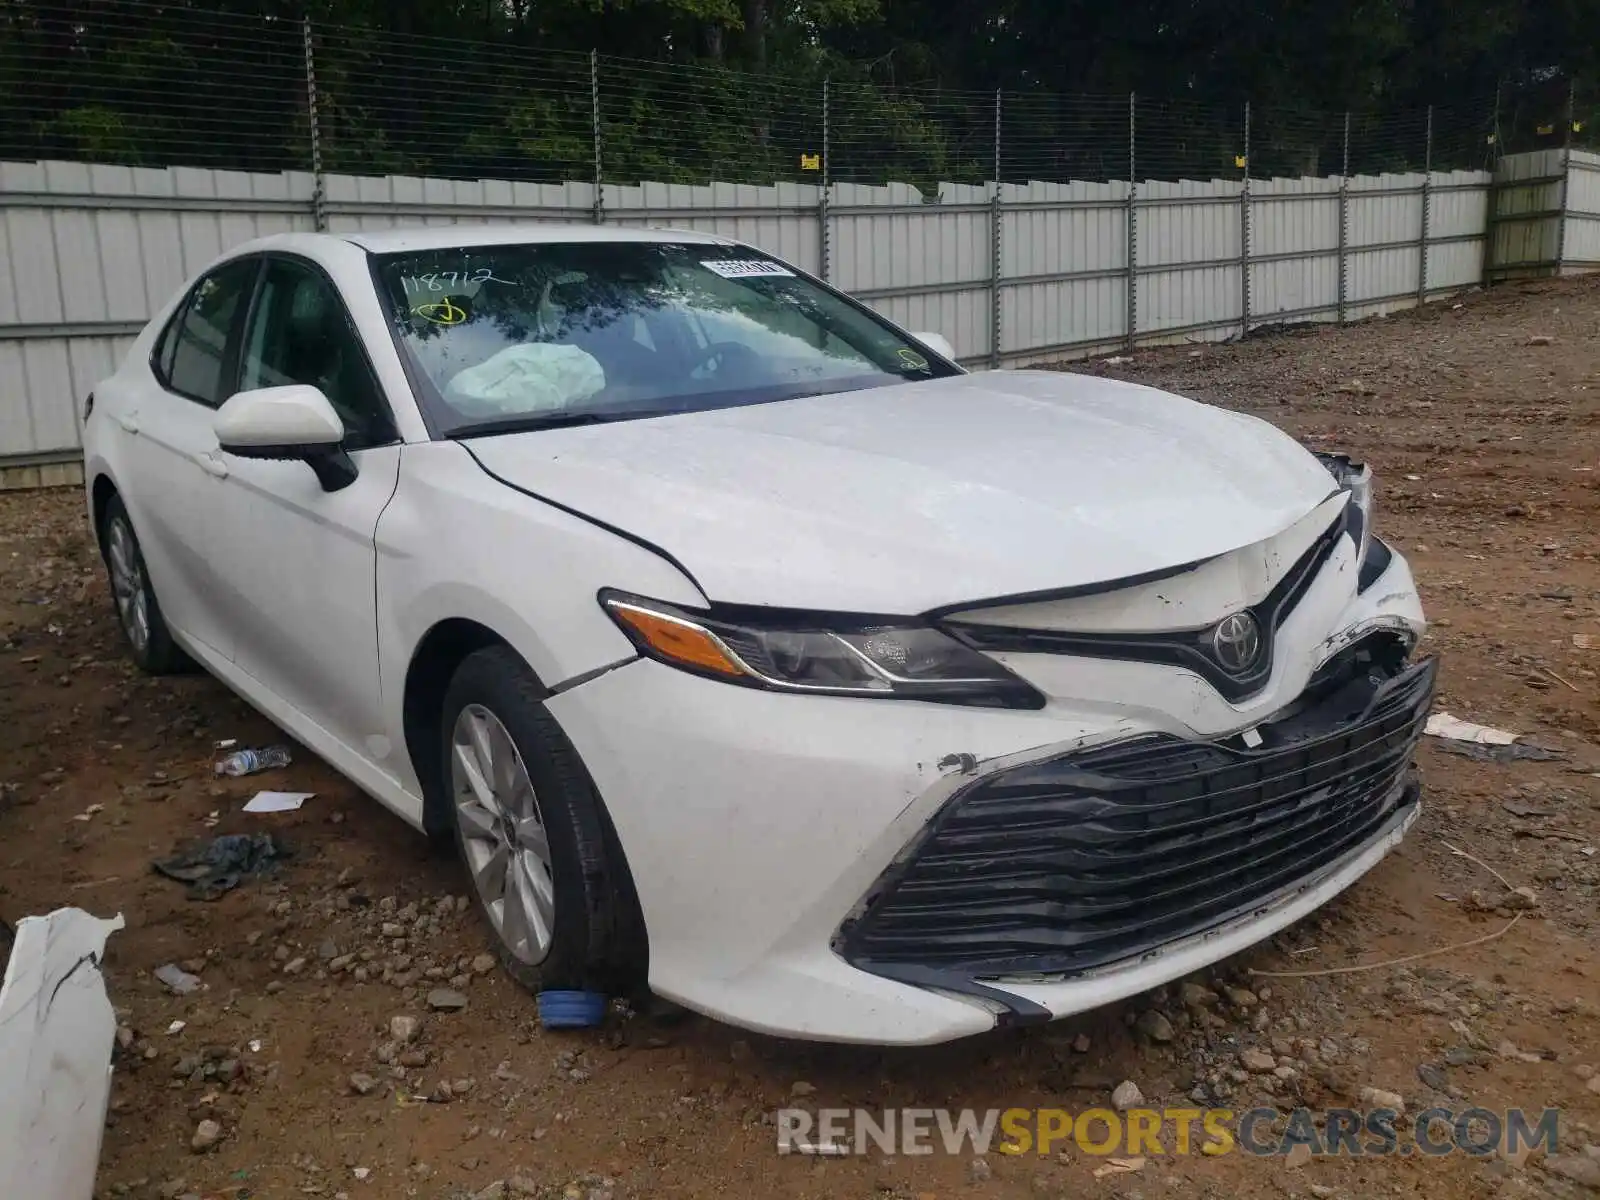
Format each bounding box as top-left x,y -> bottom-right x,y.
547,543 -> 1431,1045
836,648 -> 1435,1024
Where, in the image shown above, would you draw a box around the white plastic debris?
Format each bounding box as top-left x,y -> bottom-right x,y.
243,791 -> 314,814
0,908 -> 125,1200
166,1019 -> 186,1035
1424,713 -> 1518,746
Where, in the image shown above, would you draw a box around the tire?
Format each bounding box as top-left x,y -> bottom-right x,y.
440,645 -> 641,995
100,495 -> 189,675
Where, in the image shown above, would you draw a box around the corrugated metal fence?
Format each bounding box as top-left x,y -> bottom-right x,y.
1,147 -> 1596,484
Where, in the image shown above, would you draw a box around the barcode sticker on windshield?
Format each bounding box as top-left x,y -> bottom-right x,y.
701,258 -> 795,279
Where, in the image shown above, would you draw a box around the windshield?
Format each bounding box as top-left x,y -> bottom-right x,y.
372,241 -> 961,434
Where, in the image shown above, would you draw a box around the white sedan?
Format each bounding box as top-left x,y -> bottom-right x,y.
82,226 -> 1432,1045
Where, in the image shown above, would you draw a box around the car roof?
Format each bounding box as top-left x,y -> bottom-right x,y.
341,223 -> 737,254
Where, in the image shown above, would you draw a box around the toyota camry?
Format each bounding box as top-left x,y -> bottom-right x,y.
81,225 -> 1432,1044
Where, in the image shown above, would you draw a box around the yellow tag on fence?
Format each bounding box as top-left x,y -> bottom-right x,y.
1234,155 -> 1247,169
800,153 -> 821,171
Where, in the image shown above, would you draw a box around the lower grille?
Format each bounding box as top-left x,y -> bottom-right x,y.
838,654 -> 1435,980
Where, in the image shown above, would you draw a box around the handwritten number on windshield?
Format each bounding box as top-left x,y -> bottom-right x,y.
402,267 -> 515,292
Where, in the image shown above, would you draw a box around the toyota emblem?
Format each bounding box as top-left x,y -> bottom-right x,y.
1210,612 -> 1263,673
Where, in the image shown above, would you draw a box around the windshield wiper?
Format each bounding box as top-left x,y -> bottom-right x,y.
448,411 -> 627,439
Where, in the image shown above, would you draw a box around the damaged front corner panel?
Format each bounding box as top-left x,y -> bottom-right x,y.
0,908 -> 125,1200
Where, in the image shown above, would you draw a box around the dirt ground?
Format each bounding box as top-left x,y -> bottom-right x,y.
3,276 -> 1600,1200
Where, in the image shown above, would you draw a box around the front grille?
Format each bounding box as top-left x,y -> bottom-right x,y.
837,655 -> 1435,981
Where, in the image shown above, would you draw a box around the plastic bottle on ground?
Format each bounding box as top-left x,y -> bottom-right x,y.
214,745 -> 292,777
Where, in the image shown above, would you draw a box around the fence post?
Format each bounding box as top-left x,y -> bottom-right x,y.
1125,92 -> 1137,351
1418,105 -> 1433,303
1555,79 -> 1576,274
1338,111 -> 1350,323
1483,81 -> 1503,283
590,50 -> 605,225
302,17 -> 326,233
1240,101 -> 1251,338
819,77 -> 831,281
989,88 -> 1003,368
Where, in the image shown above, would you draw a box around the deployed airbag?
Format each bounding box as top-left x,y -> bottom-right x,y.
446,344 -> 607,417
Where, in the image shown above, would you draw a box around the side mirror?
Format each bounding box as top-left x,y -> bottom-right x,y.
214,385 -> 357,492
911,332 -> 958,363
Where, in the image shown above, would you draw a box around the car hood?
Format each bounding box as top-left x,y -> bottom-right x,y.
465,370 -> 1339,613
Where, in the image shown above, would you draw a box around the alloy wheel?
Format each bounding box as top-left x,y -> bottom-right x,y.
106,515 -> 150,655
450,703 -> 557,964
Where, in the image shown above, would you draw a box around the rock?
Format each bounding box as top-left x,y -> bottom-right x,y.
1506,886 -> 1541,911
790,1081 -> 816,1097
1417,1063 -> 1448,1091
1241,1049 -> 1276,1073
1135,1010 -> 1175,1043
427,988 -> 468,1012
1111,1080 -> 1144,1111
472,1183 -> 508,1200
399,1049 -> 429,1068
969,1157 -> 992,1183
317,939 -> 339,961
1546,1154 -> 1600,1189
389,1015 -> 421,1044
1284,1142 -> 1313,1169
1224,986 -> 1258,1009
348,1072 -> 379,1096
507,1178 -> 540,1197
115,1025 -> 135,1051
1180,982 -> 1219,1009
190,1120 -> 221,1154
472,953 -> 496,976
1527,334 -> 1556,346
281,956 -> 307,976
1587,1075 -> 1600,1096
1359,1086 -> 1405,1113
1072,1033 -> 1091,1054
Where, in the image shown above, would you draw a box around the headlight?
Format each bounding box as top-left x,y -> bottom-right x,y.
601,591 -> 1044,708
1316,451 -> 1375,565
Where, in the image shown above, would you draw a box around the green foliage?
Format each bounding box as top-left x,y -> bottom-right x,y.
0,0 -> 1595,182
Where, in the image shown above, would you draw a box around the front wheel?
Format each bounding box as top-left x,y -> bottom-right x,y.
440,646 -> 641,995
100,495 -> 189,674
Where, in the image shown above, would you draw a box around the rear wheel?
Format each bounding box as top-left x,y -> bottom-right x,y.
101,496 -> 188,674
440,645 -> 640,994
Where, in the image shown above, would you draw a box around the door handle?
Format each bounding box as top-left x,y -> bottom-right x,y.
115,412 -> 139,435
196,453 -> 230,479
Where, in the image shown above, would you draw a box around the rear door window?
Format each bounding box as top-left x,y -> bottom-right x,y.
164,258 -> 260,406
